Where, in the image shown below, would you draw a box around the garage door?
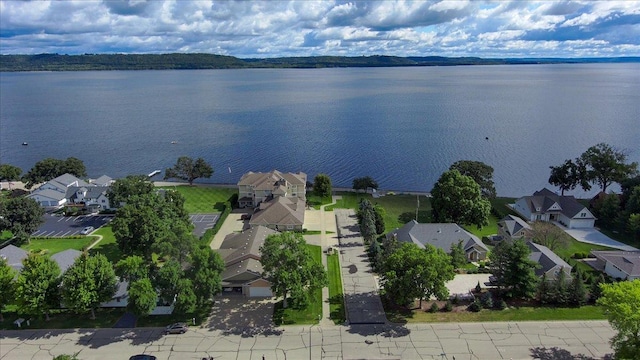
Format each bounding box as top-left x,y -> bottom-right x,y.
569,219 -> 595,229
248,286 -> 272,297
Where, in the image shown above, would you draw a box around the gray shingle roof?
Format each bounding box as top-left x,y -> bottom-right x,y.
499,215 -> 531,236
238,170 -> 306,189
527,188 -> 593,219
51,173 -> 89,188
51,249 -> 82,274
527,241 -> 572,276
592,250 -> 640,278
0,245 -> 29,271
65,185 -> 109,201
387,221 -> 488,254
218,226 -> 277,283
92,175 -> 113,186
27,188 -> 67,201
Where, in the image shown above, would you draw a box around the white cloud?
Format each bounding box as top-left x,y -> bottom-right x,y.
0,0 -> 638,57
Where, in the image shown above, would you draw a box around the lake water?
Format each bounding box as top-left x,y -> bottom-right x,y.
1,64 -> 639,197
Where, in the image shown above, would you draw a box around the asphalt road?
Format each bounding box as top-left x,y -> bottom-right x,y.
0,321 -> 614,360
31,214 -> 113,237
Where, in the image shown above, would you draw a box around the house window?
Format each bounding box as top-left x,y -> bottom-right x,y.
287,225 -> 294,230
101,199 -> 106,203
581,212 -> 586,217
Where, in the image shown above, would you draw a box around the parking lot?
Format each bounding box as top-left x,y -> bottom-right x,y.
32,214 -> 113,237
190,213 -> 219,237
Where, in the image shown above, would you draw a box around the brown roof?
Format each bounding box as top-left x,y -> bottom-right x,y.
218,226 -> 278,282
249,196 -> 305,227
237,170 -> 306,190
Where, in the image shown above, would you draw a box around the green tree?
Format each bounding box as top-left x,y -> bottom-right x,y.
450,160 -> 497,198
570,270 -> 587,306
0,164 -> 22,181
0,197 -> 45,245
597,280 -> 640,359
625,186 -> 640,216
431,169 -> 491,228
106,175 -> 154,208
553,269 -> 569,305
490,239 -> 539,299
313,173 -> 332,198
115,255 -> 148,283
186,246 -> 225,306
373,204 -> 386,234
579,143 -> 639,193
380,242 -> 455,307
628,214 -> 640,241
111,195 -> 168,259
357,200 -> 378,243
173,278 -> 197,315
548,159 -> 583,195
127,278 -> 157,317
592,193 -> 622,229
153,260 -> 182,304
22,157 -> 86,188
16,254 -> 61,320
260,232 -> 327,309
449,240 -> 467,269
52,354 -> 80,360
352,176 -> 378,193
152,220 -> 197,263
530,221 -> 570,251
0,258 -> 16,322
164,156 -> 213,186
61,253 -> 117,319
537,274 -> 553,304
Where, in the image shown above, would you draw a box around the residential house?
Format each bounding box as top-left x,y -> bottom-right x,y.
27,173 -> 113,210
527,241 -> 572,280
497,215 -> 532,240
386,221 -> 489,261
512,188 -> 596,229
591,250 -> 640,281
248,196 -> 305,231
237,170 -> 307,208
0,245 -> 29,272
217,225 -> 277,297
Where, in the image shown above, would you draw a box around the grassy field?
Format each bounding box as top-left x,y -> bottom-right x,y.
89,225 -> 122,264
327,192 -> 431,232
273,244 -> 323,325
158,185 -> 236,213
306,193 -> 333,209
464,214 -> 499,239
21,237 -> 95,255
387,305 -> 606,323
327,252 -> 345,324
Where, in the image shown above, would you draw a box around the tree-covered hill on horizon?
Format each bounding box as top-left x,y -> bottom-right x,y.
1,53 -> 638,72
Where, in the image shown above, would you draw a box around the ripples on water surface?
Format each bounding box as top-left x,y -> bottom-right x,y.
1,64 -> 639,197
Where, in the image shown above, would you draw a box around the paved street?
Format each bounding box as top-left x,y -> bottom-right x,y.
0,321 -> 614,359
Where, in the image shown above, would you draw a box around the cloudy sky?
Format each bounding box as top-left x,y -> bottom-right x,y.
1,0 -> 639,58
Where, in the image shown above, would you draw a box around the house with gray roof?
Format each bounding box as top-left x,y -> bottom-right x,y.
497,215 -> 532,240
527,241 -> 572,280
512,188 -> 595,229
249,196 -> 305,231
27,173 -> 114,210
66,185 -> 111,210
591,250 -> 640,281
237,170 -> 307,208
90,175 -> 114,187
0,245 -> 29,272
386,221 -> 489,261
51,249 -> 82,273
217,225 -> 277,297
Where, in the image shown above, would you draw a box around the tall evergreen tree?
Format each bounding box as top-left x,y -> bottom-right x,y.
570,270 -> 587,306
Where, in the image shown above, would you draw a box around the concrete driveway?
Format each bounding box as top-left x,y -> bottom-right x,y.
445,274 -> 492,299
562,227 -> 637,251
205,295 -> 279,337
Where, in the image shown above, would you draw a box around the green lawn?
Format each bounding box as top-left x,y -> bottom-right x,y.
327,192 -> 431,232
387,305 -> 606,323
158,185 -> 236,213
21,237 -> 95,255
89,225 -> 122,264
464,214 -> 499,239
273,244 -> 323,325
306,193 -> 333,209
327,253 -> 345,324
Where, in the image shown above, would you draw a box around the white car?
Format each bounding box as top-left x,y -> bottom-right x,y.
80,226 -> 94,235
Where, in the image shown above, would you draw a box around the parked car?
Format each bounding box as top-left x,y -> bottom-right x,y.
129,355 -> 157,360
164,322 -> 188,334
80,226 -> 94,235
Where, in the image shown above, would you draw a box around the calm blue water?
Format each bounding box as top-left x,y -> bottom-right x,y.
1,64 -> 639,197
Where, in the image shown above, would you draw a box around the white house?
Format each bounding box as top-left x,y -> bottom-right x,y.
27,173 -> 113,210
591,250 -> 640,281
512,188 -> 596,229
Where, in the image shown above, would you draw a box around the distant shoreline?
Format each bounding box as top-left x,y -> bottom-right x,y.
1,53 -> 638,72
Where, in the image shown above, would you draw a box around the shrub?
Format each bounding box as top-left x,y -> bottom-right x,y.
444,301 -> 453,312
481,292 -> 494,309
496,299 -> 508,310
475,281 -> 482,293
468,300 -> 482,312
429,302 -> 440,313
451,295 -> 459,305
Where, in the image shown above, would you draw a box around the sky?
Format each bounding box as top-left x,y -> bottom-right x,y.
1,0 -> 639,58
